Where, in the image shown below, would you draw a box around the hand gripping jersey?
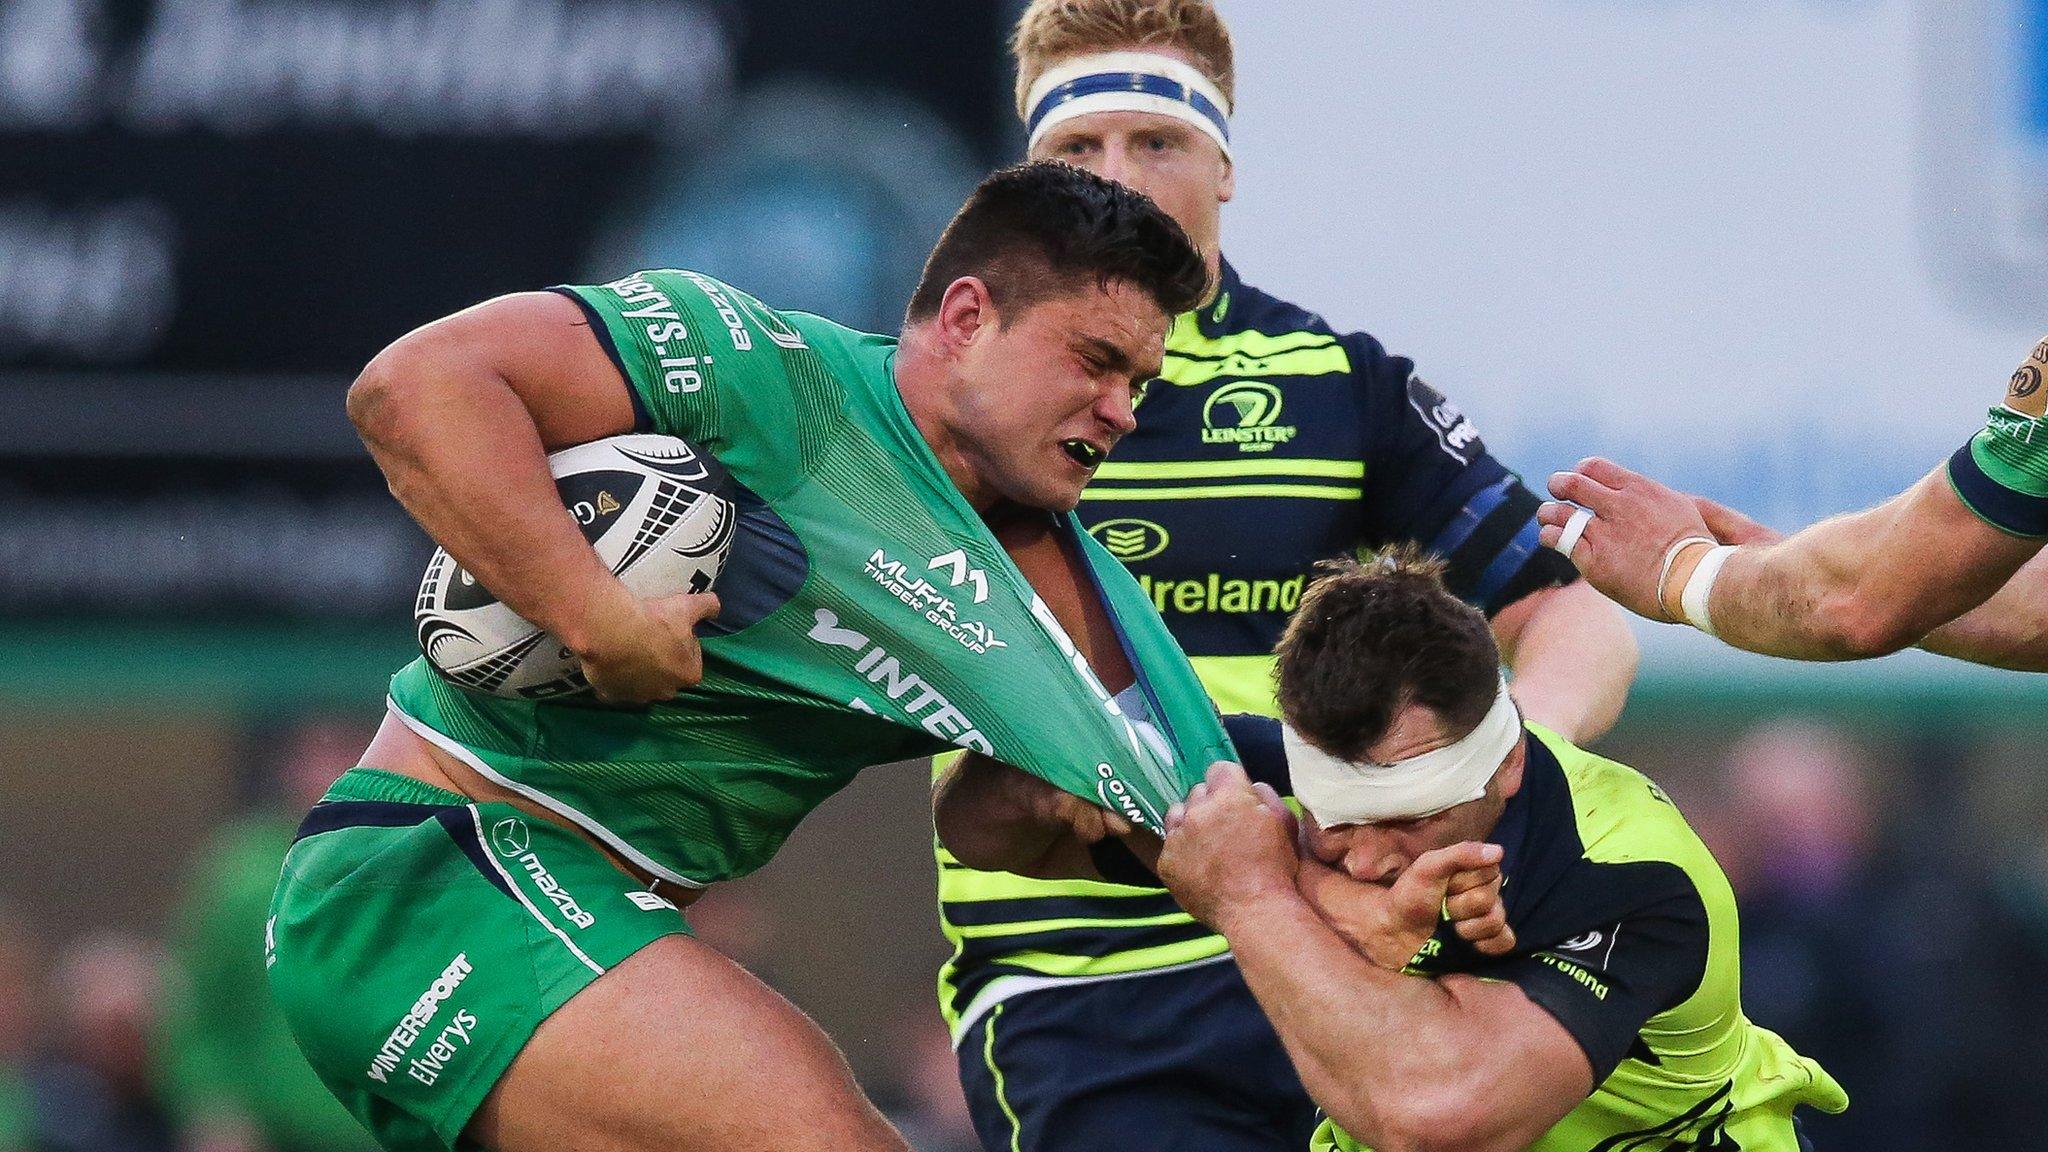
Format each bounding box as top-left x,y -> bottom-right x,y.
1313,727 -> 1848,1152
937,260 -> 1578,1037
385,268 -> 1235,888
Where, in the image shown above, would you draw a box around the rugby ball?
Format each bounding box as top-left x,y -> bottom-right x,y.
414,434 -> 736,699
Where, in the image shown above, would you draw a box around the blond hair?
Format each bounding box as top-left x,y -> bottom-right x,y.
1010,0 -> 1236,121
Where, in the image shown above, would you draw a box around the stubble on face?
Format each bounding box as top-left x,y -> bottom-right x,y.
953,278 -> 1168,513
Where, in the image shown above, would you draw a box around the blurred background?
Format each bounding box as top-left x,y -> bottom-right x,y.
3,2 -> 2047,1151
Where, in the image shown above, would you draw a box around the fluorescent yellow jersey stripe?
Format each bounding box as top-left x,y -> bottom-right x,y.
1190,655 -> 1282,718
1093,459 -> 1366,482
1163,315 -> 1340,360
1081,483 -> 1360,502
1159,345 -> 1350,388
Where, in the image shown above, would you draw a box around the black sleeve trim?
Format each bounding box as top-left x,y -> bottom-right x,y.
1490,547 -> 1582,617
1441,481 -> 1536,582
548,286 -> 652,433
1946,442 -> 2048,538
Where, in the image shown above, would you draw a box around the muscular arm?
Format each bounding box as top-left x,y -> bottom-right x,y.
349,291 -> 715,700
1226,899 -> 1589,1152
1919,548 -> 2048,670
932,752 -> 1135,878
1542,460 -> 2041,661
1158,766 -> 1589,1152
1491,580 -> 1636,743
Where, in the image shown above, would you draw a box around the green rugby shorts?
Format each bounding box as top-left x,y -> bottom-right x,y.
267,769 -> 690,1152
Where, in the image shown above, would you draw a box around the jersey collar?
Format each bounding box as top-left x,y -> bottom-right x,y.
1202,257 -> 1243,336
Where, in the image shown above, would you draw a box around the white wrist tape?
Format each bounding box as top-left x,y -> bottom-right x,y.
1025,51 -> 1234,158
1655,536 -> 1714,621
1552,506 -> 1594,560
1284,678 -> 1522,827
1680,545 -> 1736,636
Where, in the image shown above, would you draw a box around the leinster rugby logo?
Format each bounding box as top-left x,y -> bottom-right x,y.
1201,382 -> 1296,453
1088,518 -> 1171,563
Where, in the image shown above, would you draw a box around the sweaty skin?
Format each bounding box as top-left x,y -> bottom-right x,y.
346,262 -> 1179,1152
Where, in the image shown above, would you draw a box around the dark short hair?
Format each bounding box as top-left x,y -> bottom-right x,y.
906,161 -> 1207,324
1274,547 -> 1500,762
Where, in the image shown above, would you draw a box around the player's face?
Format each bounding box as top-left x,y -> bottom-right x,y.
1302,795 -> 1506,886
1297,703 -> 1517,885
1032,109 -> 1231,280
952,278 -> 1168,511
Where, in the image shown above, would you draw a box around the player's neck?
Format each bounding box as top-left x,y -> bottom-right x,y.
893,327 -> 1000,512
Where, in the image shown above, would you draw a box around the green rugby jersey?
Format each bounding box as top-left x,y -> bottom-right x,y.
387,268 -> 1235,889
1313,726 -> 1848,1152
937,261 -> 1578,1036
1947,338 -> 2048,538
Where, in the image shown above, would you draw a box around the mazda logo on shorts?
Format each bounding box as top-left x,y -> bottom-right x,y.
1088,518 -> 1171,563
491,817 -> 531,857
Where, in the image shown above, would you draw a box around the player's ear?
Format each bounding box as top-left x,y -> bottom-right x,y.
1494,750 -> 1526,801
934,276 -> 998,352
1217,153 -> 1235,204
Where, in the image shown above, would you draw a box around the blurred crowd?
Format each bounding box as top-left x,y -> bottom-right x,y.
3,715 -> 2045,1152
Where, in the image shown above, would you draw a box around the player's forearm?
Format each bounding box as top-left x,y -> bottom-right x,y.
1918,549 -> 2048,671
932,754 -> 1078,876
1494,581 -> 1636,744
349,338 -> 628,655
1217,896 -> 1520,1152
1710,472 -> 2023,660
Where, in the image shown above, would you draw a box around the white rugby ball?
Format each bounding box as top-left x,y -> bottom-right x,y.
414,434 -> 736,699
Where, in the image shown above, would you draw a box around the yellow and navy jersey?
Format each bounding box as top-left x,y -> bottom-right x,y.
1314,727 -> 1847,1152
1082,259 -> 1574,714
937,260 -> 1579,1040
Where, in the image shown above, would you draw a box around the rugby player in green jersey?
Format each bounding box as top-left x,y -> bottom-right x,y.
1538,335 -> 2048,670
1157,553 -> 1848,1152
270,163 -> 1226,1152
934,4 -> 1635,1150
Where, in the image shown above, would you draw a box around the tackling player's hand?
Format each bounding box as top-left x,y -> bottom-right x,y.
1537,457 -> 1717,621
1159,762 -> 1301,930
574,584 -> 722,705
1013,767 -> 1135,845
1297,842 -> 1514,970
1694,494 -> 1783,547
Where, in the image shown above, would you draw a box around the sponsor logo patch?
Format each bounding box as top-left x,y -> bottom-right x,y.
1201,381 -> 1297,453
490,819 -> 595,929
1407,376 -> 1485,464
805,609 -> 995,753
1088,518 -> 1171,563
367,953 -> 475,1086
862,548 -> 1006,654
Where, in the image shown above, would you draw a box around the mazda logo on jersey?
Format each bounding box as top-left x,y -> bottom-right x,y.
1088,518 -> 1171,563
1201,381 -> 1297,453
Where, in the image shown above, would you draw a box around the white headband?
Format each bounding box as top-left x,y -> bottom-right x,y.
1284,679 -> 1523,826
1025,51 -> 1233,158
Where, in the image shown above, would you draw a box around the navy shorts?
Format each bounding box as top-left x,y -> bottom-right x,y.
956,959 -> 1319,1152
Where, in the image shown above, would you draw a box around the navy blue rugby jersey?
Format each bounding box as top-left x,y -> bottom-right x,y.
1079,259 -> 1577,715
935,260 -> 1579,1034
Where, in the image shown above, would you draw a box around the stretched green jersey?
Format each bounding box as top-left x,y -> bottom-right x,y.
1314,726 -> 1847,1152
386,268 -> 1234,888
